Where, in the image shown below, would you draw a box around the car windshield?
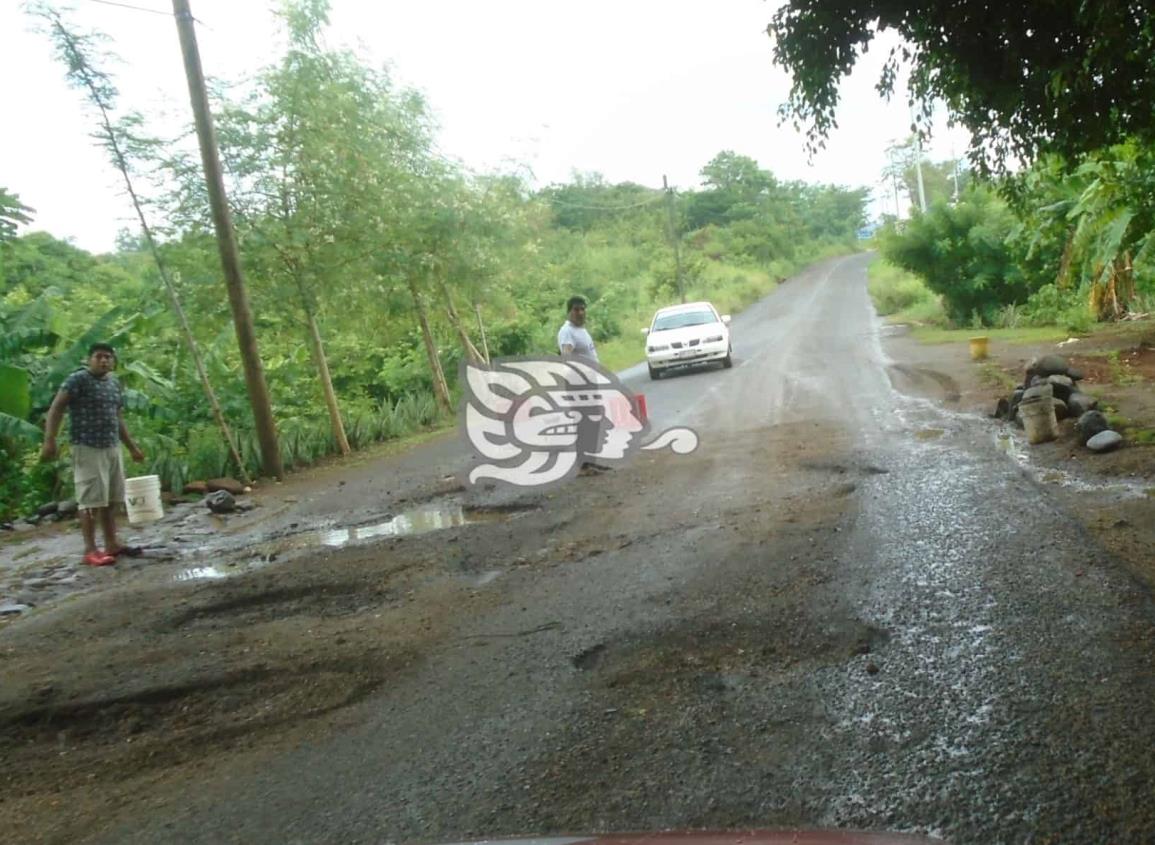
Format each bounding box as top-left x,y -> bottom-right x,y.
652,309 -> 717,332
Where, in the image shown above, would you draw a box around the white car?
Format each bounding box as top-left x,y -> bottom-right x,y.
642,301 -> 733,379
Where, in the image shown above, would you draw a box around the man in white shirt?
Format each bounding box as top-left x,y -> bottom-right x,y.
557,296 -> 598,362
557,296 -> 610,472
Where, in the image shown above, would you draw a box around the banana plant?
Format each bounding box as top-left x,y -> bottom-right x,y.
0,295 -> 141,443
1060,143 -> 1153,320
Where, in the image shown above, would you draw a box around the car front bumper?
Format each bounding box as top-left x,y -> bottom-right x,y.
646,341 -> 729,370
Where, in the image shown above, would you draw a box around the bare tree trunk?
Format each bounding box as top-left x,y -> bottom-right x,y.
303,303 -> 351,455
409,278 -> 452,414
437,278 -> 484,364
474,303 -> 490,364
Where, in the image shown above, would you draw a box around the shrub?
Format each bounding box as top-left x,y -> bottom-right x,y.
879,187 -> 1031,324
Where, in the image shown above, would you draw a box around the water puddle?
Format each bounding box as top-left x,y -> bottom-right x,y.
262,502 -> 492,554
171,501 -> 533,583
994,430 -> 1152,498
175,565 -> 229,582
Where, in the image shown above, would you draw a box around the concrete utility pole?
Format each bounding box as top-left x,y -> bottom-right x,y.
950,140 -> 961,204
886,147 -> 902,218
662,175 -> 685,303
172,0 -> 283,479
914,133 -> 928,213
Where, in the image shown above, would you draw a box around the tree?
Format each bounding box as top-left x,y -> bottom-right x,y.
188,0 -> 440,452
883,138 -> 967,211
37,4 -> 250,480
768,2 -> 1155,169
700,151 -> 773,197
539,174 -> 661,232
686,152 -> 776,230
879,186 -> 1030,324
0,189 -> 34,242
1045,143 -> 1155,320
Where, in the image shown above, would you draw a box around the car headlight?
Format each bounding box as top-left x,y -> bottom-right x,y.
648,344 -> 669,353
704,335 -> 724,343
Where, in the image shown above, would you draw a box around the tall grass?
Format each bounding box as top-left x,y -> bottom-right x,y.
867,257 -> 949,326
141,391 -> 443,491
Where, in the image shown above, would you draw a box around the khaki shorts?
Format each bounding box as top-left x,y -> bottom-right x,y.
72,444 -> 125,510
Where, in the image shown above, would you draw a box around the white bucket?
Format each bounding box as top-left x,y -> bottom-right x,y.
124,475 -> 164,524
1020,397 -> 1059,445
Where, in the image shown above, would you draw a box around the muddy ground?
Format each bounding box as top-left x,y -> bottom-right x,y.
2,254 -> 1154,844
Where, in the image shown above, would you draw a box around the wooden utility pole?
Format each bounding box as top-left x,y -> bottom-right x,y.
662,175 -> 685,303
172,0 -> 283,478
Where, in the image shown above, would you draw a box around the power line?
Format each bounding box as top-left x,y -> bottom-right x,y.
86,0 -> 170,17
541,193 -> 666,212
85,0 -> 210,28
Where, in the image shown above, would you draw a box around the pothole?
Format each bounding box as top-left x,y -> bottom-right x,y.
574,618 -> 891,687
573,642 -> 608,671
174,500 -> 541,582
166,583 -> 382,629
250,502 -> 537,556
0,658 -> 394,790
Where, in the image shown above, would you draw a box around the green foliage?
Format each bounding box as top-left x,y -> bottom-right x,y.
879,187 -> 1031,325
882,141 -> 968,211
867,258 -> 940,320
768,1 -> 1155,169
1016,285 -> 1094,334
0,188 -> 34,242
5,1 -> 869,517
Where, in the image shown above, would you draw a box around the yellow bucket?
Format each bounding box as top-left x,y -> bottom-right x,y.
969,336 -> 990,361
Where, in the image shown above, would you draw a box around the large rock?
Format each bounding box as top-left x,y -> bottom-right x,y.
1052,398 -> 1070,421
1046,374 -> 1074,402
1067,392 -> 1099,417
56,499 -> 78,518
1067,367 -> 1085,382
1022,383 -> 1054,401
1086,430 -> 1124,453
206,477 -> 246,496
205,490 -> 236,514
1076,410 -> 1110,445
1026,354 -> 1070,382
36,502 -> 59,518
183,480 -> 209,495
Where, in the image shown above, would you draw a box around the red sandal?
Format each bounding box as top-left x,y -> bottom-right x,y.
82,551 -> 116,567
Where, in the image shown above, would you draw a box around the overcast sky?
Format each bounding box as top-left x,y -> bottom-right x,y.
1,0 -> 969,253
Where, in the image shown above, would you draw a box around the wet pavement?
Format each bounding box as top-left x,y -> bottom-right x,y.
5,255 -> 1155,844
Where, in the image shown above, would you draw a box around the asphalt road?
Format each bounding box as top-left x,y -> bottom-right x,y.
616,254 -> 895,433
87,254 -> 1155,844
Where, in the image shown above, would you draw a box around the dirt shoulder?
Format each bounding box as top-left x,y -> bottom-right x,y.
882,318 -> 1155,589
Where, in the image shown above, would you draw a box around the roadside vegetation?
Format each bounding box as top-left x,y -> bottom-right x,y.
867,145 -> 1155,339
773,2 -> 1155,345
0,3 -> 867,519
